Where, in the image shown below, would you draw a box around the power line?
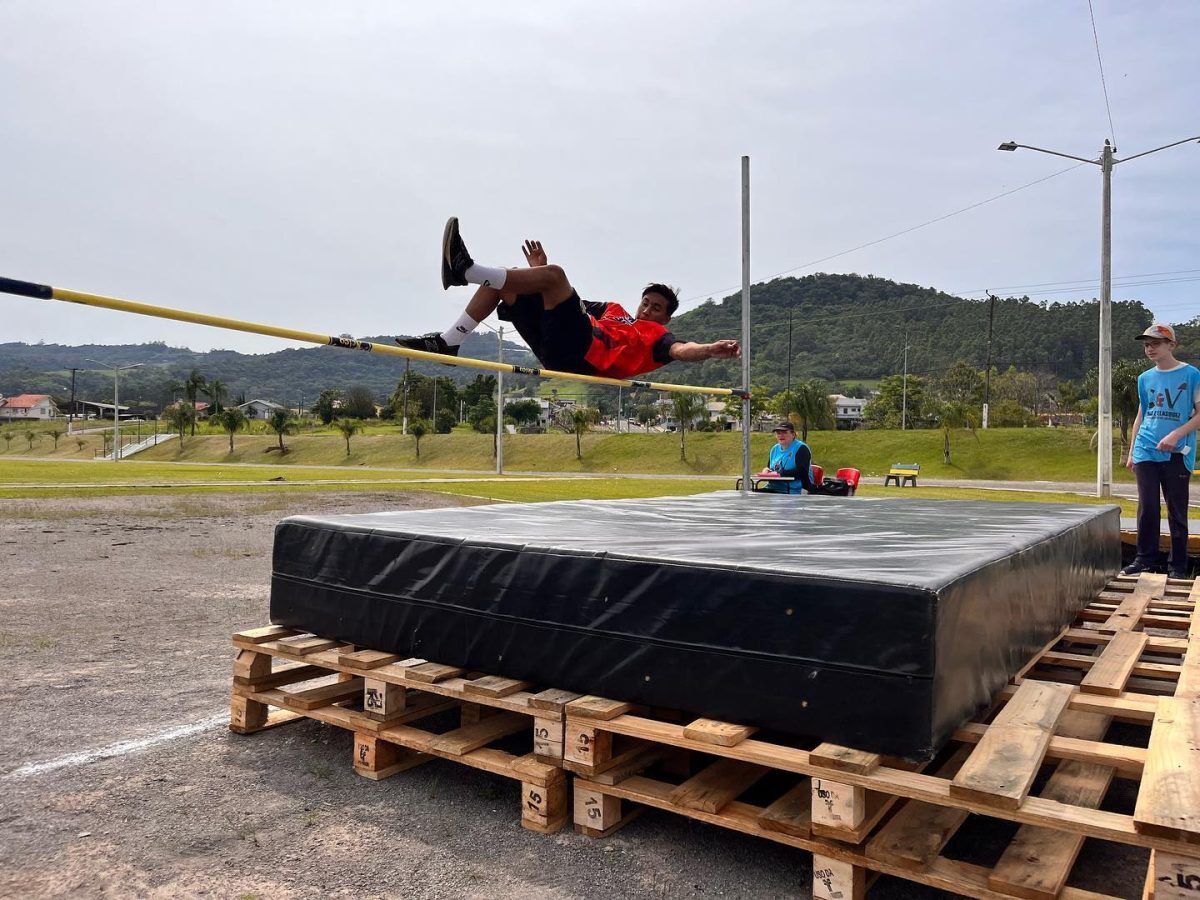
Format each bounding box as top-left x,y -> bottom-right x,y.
679,162 -> 1086,309
1087,0 -> 1119,147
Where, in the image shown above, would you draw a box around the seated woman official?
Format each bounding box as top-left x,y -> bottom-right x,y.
760,420 -> 818,494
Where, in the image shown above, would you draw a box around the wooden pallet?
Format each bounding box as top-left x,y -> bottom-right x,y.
228,625 -> 577,833
565,573 -> 1200,898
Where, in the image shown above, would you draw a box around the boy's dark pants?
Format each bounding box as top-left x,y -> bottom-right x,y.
1133,456 -> 1192,570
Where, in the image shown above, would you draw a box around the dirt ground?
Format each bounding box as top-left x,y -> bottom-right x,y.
0,492 -> 1147,899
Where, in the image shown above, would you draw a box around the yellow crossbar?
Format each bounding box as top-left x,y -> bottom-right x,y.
0,276 -> 741,397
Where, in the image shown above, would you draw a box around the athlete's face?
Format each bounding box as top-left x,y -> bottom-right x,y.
637,292 -> 672,325
774,428 -> 794,448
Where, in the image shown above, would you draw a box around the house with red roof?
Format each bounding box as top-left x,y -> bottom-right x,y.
0,394 -> 60,421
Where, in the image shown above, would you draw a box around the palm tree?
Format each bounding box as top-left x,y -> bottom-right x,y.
1,431 -> 13,451
1111,360 -> 1146,464
205,379 -> 228,415
335,418 -> 362,457
184,370 -> 207,436
23,430 -> 35,451
671,393 -> 707,461
166,403 -> 195,453
215,407 -> 248,453
75,437 -> 87,453
267,408 -> 296,454
43,427 -> 64,450
409,419 -> 428,459
785,379 -> 835,441
557,406 -> 600,460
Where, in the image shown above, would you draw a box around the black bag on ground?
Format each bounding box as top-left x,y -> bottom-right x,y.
813,478 -> 852,496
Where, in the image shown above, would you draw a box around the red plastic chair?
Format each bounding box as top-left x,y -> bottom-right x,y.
810,464 -> 825,485
836,467 -> 862,495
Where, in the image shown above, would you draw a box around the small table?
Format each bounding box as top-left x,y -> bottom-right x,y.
735,476 -> 795,492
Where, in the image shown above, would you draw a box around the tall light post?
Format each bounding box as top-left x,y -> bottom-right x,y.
900,331 -> 911,431
998,135 -> 1200,497
85,358 -> 142,460
495,326 -> 504,475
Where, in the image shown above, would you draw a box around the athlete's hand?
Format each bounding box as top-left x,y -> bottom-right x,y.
706,339 -> 741,359
522,240 -> 547,267
1126,454 -> 1135,471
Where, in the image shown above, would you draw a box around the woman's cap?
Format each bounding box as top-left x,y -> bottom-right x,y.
771,421 -> 795,433
1136,323 -> 1176,342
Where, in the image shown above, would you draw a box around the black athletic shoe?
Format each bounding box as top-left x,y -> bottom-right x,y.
1169,569 -> 1189,579
395,333 -> 459,356
441,216 -> 474,290
1120,562 -> 1146,576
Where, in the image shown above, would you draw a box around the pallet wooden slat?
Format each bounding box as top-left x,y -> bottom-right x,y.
405,662 -> 465,684
810,743 -> 882,775
1134,697 -> 1200,842
1100,573 -> 1166,634
463,675 -> 533,698
282,676 -> 364,711
950,680 -> 1075,810
682,717 -> 756,747
566,695 -> 635,720
339,648 -> 402,669
234,624 -> 296,644
427,711 -> 528,756
756,779 -> 813,838
1081,632 -> 1150,696
668,758 -> 770,814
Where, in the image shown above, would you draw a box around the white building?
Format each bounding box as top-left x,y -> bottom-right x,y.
237,399 -> 284,420
0,394 -> 60,421
829,394 -> 865,428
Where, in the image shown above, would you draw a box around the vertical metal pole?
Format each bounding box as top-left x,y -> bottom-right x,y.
983,294 -> 995,429
901,331 -> 909,431
496,326 -> 504,475
617,386 -> 622,434
432,378 -> 438,431
1097,140 -> 1114,498
740,156 -> 752,494
113,369 -> 121,461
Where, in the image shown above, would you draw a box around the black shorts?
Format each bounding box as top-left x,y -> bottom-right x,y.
496,291 -> 596,374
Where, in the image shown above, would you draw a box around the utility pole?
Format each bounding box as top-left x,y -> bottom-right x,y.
496,326 -> 504,475
617,386 -> 622,434
68,367 -> 78,435
786,308 -> 793,394
983,293 -> 996,429
432,378 -> 438,432
401,359 -> 410,435
1097,140 -> 1113,497
901,331 -> 911,431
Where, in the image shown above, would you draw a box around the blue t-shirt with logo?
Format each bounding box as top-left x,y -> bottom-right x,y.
1133,363 -> 1200,470
765,439 -> 812,494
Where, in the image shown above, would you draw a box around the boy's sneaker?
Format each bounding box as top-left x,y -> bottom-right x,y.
1120,562 -> 1146,576
1169,569 -> 1189,579
441,216 -> 474,289
395,333 -> 459,356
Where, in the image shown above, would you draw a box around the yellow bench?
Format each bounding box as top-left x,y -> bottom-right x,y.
884,463 -> 920,487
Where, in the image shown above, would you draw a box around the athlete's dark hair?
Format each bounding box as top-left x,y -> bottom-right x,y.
643,283 -> 679,318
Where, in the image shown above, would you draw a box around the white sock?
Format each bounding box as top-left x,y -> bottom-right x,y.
464,264 -> 507,290
441,312 -> 480,348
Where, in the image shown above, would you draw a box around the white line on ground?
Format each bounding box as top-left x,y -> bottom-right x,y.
3,713 -> 228,779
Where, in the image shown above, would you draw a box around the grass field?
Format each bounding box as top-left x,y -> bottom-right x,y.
0,455 -> 1163,518
1,425 -> 1135,483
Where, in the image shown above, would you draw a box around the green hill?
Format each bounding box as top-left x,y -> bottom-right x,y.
660,273 -> 1154,390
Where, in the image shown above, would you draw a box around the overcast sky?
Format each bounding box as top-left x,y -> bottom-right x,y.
1,1 -> 1197,356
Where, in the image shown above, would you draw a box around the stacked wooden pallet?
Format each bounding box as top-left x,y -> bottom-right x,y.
229,625 -> 576,833
564,572 -> 1200,899
229,572 -> 1198,897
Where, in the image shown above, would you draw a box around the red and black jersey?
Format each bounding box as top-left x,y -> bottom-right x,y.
582,302 -> 678,379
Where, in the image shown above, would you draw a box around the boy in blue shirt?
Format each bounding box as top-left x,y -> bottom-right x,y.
1123,323 -> 1200,577
761,421 -> 817,494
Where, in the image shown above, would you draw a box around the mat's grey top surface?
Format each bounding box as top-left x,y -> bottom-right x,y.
280,492 -> 1118,590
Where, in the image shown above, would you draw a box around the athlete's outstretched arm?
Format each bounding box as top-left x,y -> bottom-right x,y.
668,339 -> 741,362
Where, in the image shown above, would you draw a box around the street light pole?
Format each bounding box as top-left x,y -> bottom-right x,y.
997,134 -> 1200,497
85,358 -> 142,460
901,330 -> 911,431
